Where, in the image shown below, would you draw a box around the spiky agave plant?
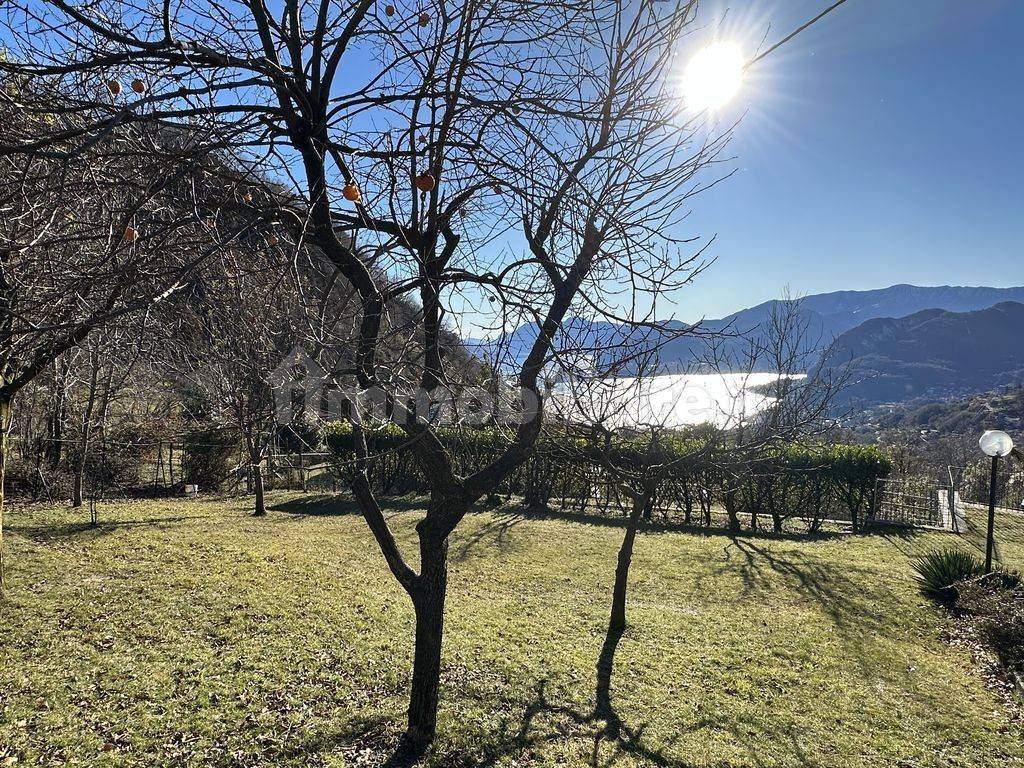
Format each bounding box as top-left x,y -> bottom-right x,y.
911,548 -> 982,601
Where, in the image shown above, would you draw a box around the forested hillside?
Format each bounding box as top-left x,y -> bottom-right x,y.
868,386 -> 1024,435
820,302 -> 1024,405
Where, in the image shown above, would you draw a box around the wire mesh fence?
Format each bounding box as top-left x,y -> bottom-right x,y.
955,462 -> 1024,513
958,501 -> 1024,573
5,436 -> 344,503
871,477 -> 956,530
9,435 -> 978,539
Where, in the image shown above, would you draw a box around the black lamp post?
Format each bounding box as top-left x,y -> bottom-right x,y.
979,430 -> 1014,573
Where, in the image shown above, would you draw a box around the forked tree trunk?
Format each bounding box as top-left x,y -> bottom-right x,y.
609,493 -> 646,633
406,534 -> 448,746
246,437 -> 266,517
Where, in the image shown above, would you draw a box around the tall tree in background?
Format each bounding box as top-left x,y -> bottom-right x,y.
163,241 -> 304,517
1,0 -> 731,745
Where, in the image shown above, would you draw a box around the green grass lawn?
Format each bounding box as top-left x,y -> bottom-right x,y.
1,493 -> 1022,767
960,502 -> 1024,574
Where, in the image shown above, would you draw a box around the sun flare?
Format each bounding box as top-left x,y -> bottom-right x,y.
682,41 -> 745,112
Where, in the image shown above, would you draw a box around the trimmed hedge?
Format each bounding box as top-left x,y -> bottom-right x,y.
323,422 -> 891,532
737,443 -> 893,532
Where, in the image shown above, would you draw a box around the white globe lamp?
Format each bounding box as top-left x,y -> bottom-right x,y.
979,430 -> 1014,458
979,429 -> 1015,573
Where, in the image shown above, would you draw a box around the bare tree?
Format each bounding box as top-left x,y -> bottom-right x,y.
541,297 -> 845,750
61,320 -> 149,508
0,73 -> 240,589
701,294 -> 848,532
162,243 -> 303,517
1,0 -> 734,745
564,297 -> 847,627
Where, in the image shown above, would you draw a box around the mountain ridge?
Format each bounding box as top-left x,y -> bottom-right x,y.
468,284 -> 1024,375
820,301 -> 1024,405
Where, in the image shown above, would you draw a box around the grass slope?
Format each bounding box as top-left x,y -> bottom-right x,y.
960,503 -> 1024,574
1,494 -> 1022,767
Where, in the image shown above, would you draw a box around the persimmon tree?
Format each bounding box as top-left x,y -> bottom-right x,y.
1,0 -> 732,746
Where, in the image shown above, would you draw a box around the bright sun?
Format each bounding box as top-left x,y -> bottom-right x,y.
682,41 -> 745,112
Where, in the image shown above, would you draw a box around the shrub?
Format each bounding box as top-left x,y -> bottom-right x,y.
911,548 -> 982,601
182,427 -> 239,490
277,420 -> 323,453
956,574 -> 1024,673
321,421 -> 891,531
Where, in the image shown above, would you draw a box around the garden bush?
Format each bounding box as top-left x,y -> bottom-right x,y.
276,419 -> 323,454
182,427 -> 239,490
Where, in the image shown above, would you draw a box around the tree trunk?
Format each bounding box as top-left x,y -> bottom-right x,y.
252,464 -> 266,517
609,493 -> 646,633
406,535 -> 448,747
72,470 -> 85,509
72,355 -> 100,508
46,356 -> 71,471
772,479 -> 788,534
641,488 -> 654,521
724,487 -> 741,535
0,397 -> 10,594
681,478 -> 692,525
245,434 -> 266,517
849,489 -> 860,533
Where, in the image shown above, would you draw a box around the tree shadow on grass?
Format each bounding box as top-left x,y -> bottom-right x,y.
451,511 -> 525,563
318,617 -> 701,768
269,712 -> 414,767
873,526 -> 943,560
467,619 -> 703,768
268,493 -> 427,518
712,536 -> 888,628
495,503 -> 846,544
707,535 -> 920,682
10,515 -> 209,543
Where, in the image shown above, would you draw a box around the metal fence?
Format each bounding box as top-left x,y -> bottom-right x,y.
953,463 -> 1024,513
5,436 -> 346,502
871,476 -> 958,530
10,435 -> 976,537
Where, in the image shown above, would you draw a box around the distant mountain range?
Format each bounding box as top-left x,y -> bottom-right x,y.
468,285 -> 1024,384
820,302 -> 1024,404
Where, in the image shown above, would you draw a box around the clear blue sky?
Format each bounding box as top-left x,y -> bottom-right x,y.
672,0 -> 1024,322
6,1 -> 1019,330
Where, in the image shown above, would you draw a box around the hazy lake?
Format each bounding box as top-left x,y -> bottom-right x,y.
553,372 -> 803,429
